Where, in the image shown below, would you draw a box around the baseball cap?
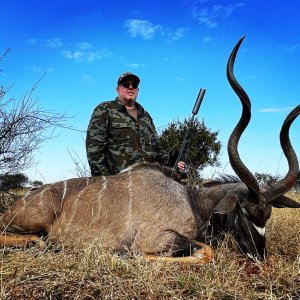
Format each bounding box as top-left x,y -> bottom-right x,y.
117,72 -> 140,85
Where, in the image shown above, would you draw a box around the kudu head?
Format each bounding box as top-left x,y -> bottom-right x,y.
215,36 -> 300,260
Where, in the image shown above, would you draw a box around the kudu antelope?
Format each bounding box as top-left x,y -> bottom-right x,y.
1,37 -> 300,262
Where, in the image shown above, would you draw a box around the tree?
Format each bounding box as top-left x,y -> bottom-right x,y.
254,172 -> 281,189
158,117 -> 221,183
0,49 -> 70,175
31,180 -> 43,188
0,173 -> 29,191
0,172 -> 30,213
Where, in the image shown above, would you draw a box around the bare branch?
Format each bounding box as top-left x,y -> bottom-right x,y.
0,48 -> 10,63
67,148 -> 90,178
0,65 -> 72,174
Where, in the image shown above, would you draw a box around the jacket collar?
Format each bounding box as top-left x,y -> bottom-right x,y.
115,97 -> 145,114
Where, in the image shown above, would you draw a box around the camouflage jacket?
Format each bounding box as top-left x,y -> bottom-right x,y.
86,98 -> 168,176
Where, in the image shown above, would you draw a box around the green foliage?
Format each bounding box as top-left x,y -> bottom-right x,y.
0,172 -> 29,214
0,172 -> 29,191
158,117 -> 221,183
31,180 -> 43,188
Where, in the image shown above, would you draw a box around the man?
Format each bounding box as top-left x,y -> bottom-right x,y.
86,72 -> 184,176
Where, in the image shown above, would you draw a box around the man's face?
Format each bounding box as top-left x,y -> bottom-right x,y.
116,81 -> 139,102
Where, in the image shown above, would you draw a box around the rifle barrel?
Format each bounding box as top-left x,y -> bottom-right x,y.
192,88 -> 206,115
173,88 -> 206,168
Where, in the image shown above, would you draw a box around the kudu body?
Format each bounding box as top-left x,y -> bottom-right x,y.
1,37 -> 300,261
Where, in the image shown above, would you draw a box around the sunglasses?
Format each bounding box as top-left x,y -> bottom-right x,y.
120,81 -> 139,89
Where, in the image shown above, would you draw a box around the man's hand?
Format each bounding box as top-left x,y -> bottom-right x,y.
177,161 -> 186,172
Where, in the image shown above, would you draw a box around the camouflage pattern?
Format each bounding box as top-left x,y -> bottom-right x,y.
86,98 -> 168,176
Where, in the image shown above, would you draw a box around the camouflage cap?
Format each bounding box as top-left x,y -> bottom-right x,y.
117,72 -> 140,85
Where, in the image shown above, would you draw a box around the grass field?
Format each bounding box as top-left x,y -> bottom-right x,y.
1,192 -> 300,299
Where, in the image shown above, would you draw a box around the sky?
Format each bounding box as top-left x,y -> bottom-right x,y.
1,0 -> 300,183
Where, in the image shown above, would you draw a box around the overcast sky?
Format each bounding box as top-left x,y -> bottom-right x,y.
1,0 -> 300,182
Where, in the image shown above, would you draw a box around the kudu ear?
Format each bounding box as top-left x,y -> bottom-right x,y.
213,192 -> 239,214
271,195 -> 300,208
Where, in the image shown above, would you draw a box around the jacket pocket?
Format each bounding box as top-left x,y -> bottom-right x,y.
109,122 -> 132,142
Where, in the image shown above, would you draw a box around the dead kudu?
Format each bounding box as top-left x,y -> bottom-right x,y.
1,37 -> 300,263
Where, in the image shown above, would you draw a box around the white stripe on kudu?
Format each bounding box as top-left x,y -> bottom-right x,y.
251,222 -> 266,237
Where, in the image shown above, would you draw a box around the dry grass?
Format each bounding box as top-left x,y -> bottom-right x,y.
1,193 -> 300,300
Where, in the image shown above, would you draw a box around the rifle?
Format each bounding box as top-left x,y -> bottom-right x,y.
169,88 -> 206,169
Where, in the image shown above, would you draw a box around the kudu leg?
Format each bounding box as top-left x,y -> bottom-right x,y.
0,234 -> 46,248
144,241 -> 213,264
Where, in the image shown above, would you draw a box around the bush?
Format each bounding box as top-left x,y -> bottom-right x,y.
159,117 -> 221,185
